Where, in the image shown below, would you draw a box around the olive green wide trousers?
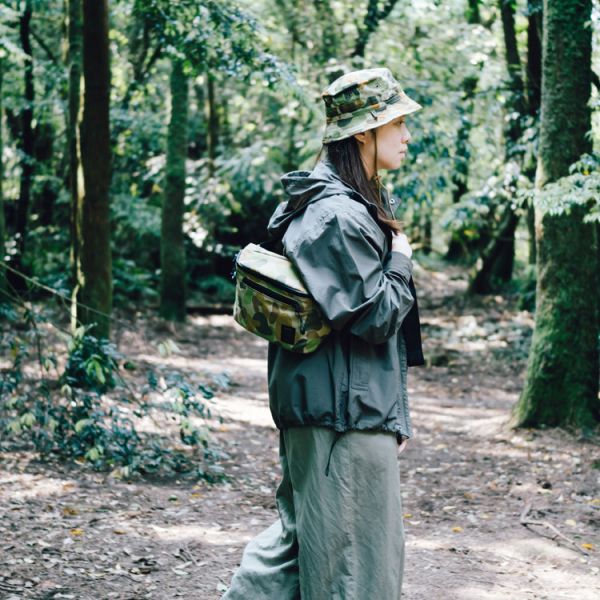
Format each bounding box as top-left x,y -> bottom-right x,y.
222,426 -> 405,600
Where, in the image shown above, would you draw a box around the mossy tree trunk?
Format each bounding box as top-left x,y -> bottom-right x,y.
512,0 -> 599,428
67,0 -> 83,289
76,0 -> 112,339
160,58 -> 188,322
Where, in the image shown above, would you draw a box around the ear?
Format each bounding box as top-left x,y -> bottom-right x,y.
353,131 -> 368,145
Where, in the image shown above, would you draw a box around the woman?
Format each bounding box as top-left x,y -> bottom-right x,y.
223,67 -> 424,600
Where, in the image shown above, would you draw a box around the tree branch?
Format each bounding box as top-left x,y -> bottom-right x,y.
30,27 -> 58,65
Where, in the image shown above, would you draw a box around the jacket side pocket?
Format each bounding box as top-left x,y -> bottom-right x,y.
349,335 -> 369,390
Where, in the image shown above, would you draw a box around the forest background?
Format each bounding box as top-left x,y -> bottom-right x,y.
1,0 -> 599,484
0,0 -> 599,597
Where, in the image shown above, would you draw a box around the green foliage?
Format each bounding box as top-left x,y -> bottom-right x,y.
136,0 -> 295,83
0,306 -> 228,481
184,139 -> 289,279
531,154 -> 600,223
440,175 -> 508,259
62,327 -> 122,394
113,257 -> 159,304
195,274 -> 236,304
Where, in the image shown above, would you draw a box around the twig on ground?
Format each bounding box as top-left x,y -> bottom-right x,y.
520,500 -> 589,556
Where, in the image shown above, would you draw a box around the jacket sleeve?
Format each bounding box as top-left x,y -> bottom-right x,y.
285,208 -> 415,345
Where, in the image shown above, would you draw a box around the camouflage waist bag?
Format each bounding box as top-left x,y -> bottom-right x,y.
233,243 -> 332,353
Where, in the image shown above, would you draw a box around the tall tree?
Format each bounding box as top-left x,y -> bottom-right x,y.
0,57 -> 5,295
469,0 -> 528,293
14,0 -> 33,273
445,1 -> 481,261
67,0 -> 82,287
76,0 -> 112,338
512,0 -> 599,428
206,72 -> 218,177
525,0 -> 542,265
160,57 -> 188,322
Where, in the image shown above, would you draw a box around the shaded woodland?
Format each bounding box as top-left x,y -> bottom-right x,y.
0,1 -> 599,597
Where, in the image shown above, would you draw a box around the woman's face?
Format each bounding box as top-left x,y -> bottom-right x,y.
354,115 -> 412,177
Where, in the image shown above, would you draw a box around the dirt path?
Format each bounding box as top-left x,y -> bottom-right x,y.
1,263 -> 599,599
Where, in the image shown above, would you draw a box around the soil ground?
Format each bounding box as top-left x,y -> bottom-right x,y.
1,261 -> 599,600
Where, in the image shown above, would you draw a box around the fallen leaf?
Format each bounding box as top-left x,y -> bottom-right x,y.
582,543 -> 594,551
70,528 -> 84,536
452,526 -> 463,533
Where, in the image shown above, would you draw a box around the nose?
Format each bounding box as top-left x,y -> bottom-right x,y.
403,124 -> 412,144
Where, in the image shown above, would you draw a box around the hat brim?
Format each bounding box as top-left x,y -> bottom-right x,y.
322,92 -> 422,144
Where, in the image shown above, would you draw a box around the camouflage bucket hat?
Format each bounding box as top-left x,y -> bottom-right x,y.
322,67 -> 422,144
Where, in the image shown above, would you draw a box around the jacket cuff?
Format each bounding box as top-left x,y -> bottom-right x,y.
386,251 -> 413,281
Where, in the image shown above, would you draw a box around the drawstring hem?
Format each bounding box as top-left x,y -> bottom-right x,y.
325,431 -> 344,477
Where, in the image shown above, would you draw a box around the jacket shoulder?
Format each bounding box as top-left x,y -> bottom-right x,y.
295,195 -> 382,239
283,195 -> 388,261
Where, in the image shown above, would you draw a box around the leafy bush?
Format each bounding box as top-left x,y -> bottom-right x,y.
529,153 -> 600,222
113,257 -> 159,304
0,307 -> 228,481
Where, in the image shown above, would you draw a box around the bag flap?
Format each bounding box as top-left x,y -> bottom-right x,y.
237,243 -> 309,295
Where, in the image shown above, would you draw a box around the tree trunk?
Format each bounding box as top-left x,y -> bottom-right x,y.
15,0 -> 34,273
311,0 -> 340,65
32,119 -> 55,227
76,0 -> 112,339
526,0 -> 543,265
68,0 -> 83,288
466,0 -> 481,23
353,0 -> 399,59
422,211 -> 432,255
470,0 -> 526,291
512,0 -> 599,428
526,1 -> 542,118
445,75 -> 478,261
160,58 -> 188,322
445,1 -> 480,260
468,209 -> 519,293
206,72 -> 218,177
0,58 -> 5,295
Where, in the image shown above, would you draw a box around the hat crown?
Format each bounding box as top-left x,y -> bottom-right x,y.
323,67 -> 395,98
322,68 -> 402,122
320,67 -> 422,144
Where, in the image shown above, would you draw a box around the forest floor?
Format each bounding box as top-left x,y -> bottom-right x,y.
1,259 -> 600,600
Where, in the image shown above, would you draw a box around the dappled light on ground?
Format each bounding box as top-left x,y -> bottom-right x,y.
1,263 -> 598,599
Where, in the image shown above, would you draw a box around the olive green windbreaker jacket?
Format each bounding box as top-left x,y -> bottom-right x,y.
266,160 -> 417,440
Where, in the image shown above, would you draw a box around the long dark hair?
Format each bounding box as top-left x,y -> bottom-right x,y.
314,130 -> 402,234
